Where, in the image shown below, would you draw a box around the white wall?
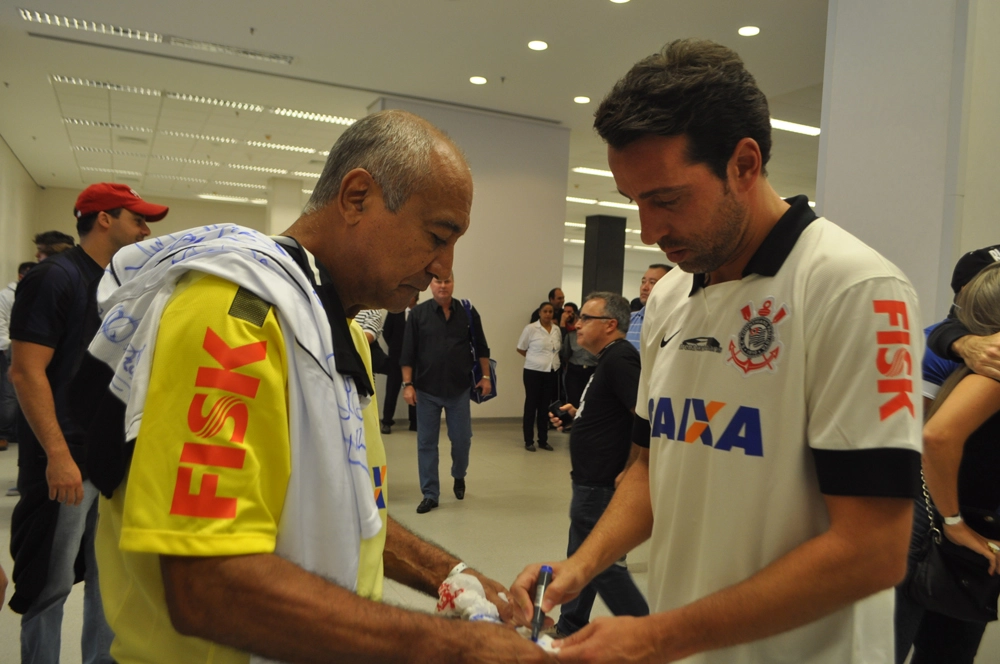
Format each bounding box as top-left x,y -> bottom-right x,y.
0,136 -> 37,280
31,186 -> 268,243
372,97 -> 571,419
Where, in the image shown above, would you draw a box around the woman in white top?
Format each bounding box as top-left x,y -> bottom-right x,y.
517,302 -> 562,451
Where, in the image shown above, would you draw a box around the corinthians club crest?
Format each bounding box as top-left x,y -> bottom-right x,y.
727,298 -> 790,375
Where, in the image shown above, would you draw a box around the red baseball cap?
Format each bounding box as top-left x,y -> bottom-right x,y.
74,183 -> 169,222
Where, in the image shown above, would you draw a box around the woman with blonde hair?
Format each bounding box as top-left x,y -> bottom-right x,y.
896,262 -> 1000,663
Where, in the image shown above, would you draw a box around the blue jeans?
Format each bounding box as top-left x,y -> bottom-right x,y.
0,350 -> 17,441
416,389 -> 472,501
20,479 -> 115,664
894,498 -> 987,664
556,483 -> 649,635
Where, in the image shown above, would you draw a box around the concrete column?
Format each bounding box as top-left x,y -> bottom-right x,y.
817,0 -> 1000,323
369,97 -> 571,418
582,214 -> 626,297
265,177 -> 304,235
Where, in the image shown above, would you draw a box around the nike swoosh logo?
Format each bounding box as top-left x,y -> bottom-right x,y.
660,330 -> 681,348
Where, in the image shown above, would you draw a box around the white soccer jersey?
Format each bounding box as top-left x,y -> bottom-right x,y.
634,199 -> 922,664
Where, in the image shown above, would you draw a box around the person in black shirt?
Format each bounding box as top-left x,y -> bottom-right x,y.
547,292 -> 649,637
380,293 -> 419,434
9,182 -> 167,662
401,273 -> 491,513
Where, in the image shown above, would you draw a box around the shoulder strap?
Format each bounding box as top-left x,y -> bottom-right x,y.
460,299 -> 477,360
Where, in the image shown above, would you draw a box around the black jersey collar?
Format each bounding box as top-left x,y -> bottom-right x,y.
273,236 -> 374,398
689,195 -> 817,296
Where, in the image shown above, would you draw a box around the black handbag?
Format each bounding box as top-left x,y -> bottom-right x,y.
460,299 -> 497,403
903,471 -> 1000,623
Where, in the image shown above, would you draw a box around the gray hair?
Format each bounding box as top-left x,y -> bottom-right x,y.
584,291 -> 631,333
304,110 -> 439,214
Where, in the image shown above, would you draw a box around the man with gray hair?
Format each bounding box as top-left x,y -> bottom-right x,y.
547,292 -> 649,638
82,109 -> 553,663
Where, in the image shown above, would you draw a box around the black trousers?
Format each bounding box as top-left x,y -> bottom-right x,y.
523,368 -> 556,445
382,361 -> 416,426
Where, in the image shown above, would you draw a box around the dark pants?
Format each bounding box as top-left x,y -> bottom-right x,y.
894,498 -> 987,664
564,363 -> 595,408
0,350 -> 18,442
381,361 -> 416,427
556,483 -> 649,635
523,369 -> 556,445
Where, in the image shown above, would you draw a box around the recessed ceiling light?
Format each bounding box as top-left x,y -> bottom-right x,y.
569,239 -> 586,244
79,167 -> 143,177
270,108 -> 355,125
738,26 -> 761,37
159,130 -> 239,144
572,166 -> 614,178
229,164 -> 288,174
72,146 -> 219,166
470,76 -> 488,85
146,174 -> 208,183
199,194 -> 255,203
293,171 -> 323,178
302,189 -> 314,195
166,36 -> 293,65
609,0 -> 630,4
21,9 -> 161,42
770,118 -> 821,136
628,245 -> 661,252
52,75 -> 160,96
528,40 -> 548,51
166,92 -> 263,112
213,181 -> 267,190
566,197 -> 597,205
250,198 -> 268,205
598,201 -> 639,211
564,221 -> 587,227
64,118 -> 152,132
574,96 -> 591,104
246,140 -> 315,154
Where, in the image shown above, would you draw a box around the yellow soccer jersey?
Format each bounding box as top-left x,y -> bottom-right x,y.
98,272 -> 290,664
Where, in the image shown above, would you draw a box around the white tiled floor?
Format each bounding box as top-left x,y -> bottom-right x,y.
2,422 -> 999,662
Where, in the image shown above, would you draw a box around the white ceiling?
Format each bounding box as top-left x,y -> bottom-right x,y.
0,0 -> 827,245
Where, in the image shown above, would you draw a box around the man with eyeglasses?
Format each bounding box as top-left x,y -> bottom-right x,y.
546,292 -> 649,639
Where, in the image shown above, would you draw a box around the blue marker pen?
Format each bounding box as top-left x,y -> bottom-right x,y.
530,565 -> 553,642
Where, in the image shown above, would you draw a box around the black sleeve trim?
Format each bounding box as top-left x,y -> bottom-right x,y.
8,329 -> 59,348
811,448 -> 920,498
632,415 -> 651,448
927,318 -> 969,362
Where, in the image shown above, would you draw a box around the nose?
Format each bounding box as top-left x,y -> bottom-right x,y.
428,245 -> 455,281
138,220 -> 151,237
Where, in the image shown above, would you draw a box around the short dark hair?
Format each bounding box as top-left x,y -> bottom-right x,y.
564,302 -> 579,314
33,230 -> 77,258
17,262 -> 37,277
538,301 -> 555,314
594,39 -> 772,181
649,263 -> 672,273
75,207 -> 123,236
548,287 -> 563,300
630,297 -> 643,312
585,292 -> 631,333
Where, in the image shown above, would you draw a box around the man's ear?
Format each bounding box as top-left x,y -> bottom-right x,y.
338,168 -> 377,227
96,211 -> 114,231
727,137 -> 762,194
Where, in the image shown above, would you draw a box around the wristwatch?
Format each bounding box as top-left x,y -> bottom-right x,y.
402,382 -> 413,388
943,513 -> 963,526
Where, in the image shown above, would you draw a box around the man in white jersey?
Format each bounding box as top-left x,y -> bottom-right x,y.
513,39 -> 922,663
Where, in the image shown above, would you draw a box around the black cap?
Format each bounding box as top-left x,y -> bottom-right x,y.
951,245 -> 1000,294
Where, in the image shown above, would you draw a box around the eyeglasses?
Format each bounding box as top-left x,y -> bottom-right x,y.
578,314 -> 614,324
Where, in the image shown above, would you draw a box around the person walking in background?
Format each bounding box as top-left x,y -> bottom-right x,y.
0,261 -> 35,452
517,302 -> 561,451
402,273 -> 492,513
9,183 -> 166,664
381,292 -> 419,434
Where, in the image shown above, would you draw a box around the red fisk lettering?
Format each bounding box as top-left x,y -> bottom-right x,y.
170,466 -> 238,518
873,300 -> 914,420
195,328 -> 267,398
170,327 -> 267,520
187,394 -> 249,443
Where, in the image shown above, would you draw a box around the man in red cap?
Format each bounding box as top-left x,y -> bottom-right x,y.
7,182 -> 167,663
